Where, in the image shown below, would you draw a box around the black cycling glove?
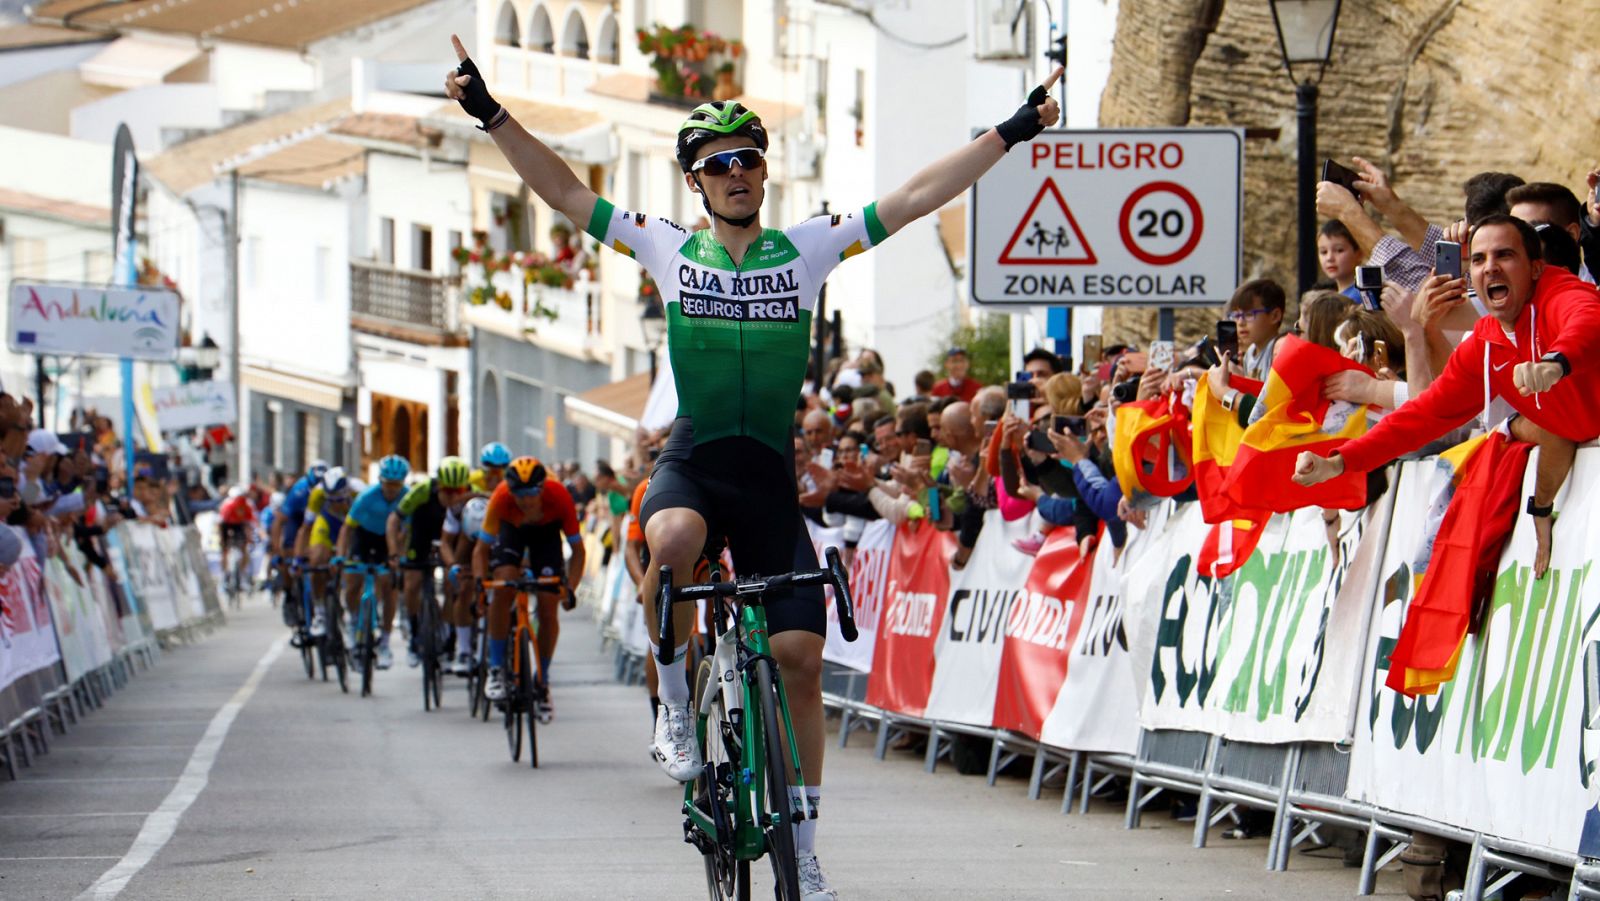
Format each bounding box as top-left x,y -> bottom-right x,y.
454,55 -> 506,131
994,84 -> 1049,151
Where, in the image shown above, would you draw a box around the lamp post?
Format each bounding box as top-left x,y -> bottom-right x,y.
640,299 -> 666,385
1269,0 -> 1342,295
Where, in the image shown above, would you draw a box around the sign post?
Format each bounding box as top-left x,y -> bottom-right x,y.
112,124 -> 141,497
968,128 -> 1243,309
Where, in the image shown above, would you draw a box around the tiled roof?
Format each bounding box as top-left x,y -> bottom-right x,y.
0,69 -> 121,135
330,112 -> 442,150
0,186 -> 109,226
144,97 -> 350,194
236,136 -> 364,190
32,0 -> 436,49
429,96 -> 604,136
0,23 -> 110,50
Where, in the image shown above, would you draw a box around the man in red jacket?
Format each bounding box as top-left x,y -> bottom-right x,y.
1295,213 -> 1600,576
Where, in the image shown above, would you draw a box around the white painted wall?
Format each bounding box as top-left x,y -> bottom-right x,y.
363,152 -> 473,270
210,43 -> 318,112
70,82 -> 223,149
237,183 -> 353,382
0,126 -> 112,207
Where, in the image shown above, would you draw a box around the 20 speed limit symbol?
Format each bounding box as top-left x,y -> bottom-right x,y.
1118,181 -> 1204,266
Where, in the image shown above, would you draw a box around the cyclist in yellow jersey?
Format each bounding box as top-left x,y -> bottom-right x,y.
296,466 -> 355,637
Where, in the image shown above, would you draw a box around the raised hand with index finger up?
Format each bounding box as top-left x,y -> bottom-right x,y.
445,34 -> 505,131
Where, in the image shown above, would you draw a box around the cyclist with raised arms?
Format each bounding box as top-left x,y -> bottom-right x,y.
387,456 -> 472,668
335,454 -> 411,670
472,456 -> 584,717
448,34 -> 1060,898
295,466 -> 355,638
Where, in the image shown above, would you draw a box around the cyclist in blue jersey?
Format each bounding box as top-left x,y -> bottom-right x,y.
271,460 -> 328,559
334,455 -> 411,669
450,33 -> 1060,899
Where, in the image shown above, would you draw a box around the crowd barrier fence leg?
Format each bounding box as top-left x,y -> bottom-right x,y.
874,719 -> 894,760
924,725 -> 947,773
1266,744 -> 1302,871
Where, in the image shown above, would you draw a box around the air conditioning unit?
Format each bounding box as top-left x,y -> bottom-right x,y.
973,0 -> 1029,61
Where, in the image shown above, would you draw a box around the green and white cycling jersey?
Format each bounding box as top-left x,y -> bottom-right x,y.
584,198 -> 890,454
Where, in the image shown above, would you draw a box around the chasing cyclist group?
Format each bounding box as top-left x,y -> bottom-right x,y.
244,444 -> 585,719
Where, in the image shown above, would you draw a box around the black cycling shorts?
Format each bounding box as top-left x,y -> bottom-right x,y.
220,522 -> 248,546
489,521 -> 567,577
639,419 -> 824,638
349,528 -> 388,566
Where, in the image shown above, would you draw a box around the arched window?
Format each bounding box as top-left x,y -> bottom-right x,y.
595,12 -> 619,64
560,6 -> 590,60
527,4 -> 555,54
494,1 -> 520,46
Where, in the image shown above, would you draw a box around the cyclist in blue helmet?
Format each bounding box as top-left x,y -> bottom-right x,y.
335,454 -> 411,669
474,442 -> 511,494
272,460 -> 328,560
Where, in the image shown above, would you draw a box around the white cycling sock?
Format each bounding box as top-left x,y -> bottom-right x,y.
788,786 -> 820,855
649,641 -> 691,706
455,626 -> 473,655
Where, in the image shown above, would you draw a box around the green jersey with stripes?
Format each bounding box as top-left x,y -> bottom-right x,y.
584,198 -> 890,454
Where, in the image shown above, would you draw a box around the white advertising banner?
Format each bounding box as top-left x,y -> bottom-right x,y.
1346,457 -> 1599,855
968,128 -> 1242,306
1038,514 -> 1161,755
0,528 -> 60,692
151,380 -> 237,431
43,541 -> 118,681
922,510 -> 1035,727
1138,492 -> 1391,743
8,281 -> 180,361
820,519 -> 893,673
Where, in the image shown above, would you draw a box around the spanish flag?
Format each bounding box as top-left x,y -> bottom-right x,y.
1222,335 -> 1373,513
1113,394 -> 1193,499
1191,374 -> 1270,578
1386,429 -> 1532,696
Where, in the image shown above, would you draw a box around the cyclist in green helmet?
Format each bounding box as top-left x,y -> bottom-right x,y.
447,33 -> 1059,898
388,455 -> 473,668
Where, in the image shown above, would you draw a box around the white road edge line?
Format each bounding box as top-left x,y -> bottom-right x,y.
74,635 -> 287,901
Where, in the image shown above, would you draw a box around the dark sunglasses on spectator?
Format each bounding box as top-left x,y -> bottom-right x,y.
0,477 -> 15,499
691,147 -> 765,177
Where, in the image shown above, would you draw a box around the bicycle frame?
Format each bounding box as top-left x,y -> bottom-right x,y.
684,598 -> 809,862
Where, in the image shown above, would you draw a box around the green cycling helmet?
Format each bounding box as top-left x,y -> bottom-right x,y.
675,101 -> 767,173
436,455 -> 470,490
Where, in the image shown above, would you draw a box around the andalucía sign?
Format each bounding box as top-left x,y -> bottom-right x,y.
150,380 -> 237,431
969,129 -> 1242,307
7,281 -> 180,362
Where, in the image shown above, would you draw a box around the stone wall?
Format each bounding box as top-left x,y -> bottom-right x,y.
1095,0 -> 1600,346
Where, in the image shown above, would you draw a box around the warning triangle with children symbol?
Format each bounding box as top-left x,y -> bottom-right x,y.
997,178 -> 1098,265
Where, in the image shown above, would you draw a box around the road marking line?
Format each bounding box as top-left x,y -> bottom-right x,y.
75,635 -> 286,901
41,745 -> 197,751
0,812 -> 150,819
15,777 -> 176,783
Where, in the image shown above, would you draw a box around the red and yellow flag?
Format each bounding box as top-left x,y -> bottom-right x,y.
1113,394 -> 1193,500
1386,430 -> 1532,696
1222,336 -> 1373,513
1191,374 -> 1270,577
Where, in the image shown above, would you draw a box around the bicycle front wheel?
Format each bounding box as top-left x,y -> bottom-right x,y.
754,659 -> 801,901
359,600 -> 376,698
520,625 -> 538,768
421,584 -> 440,712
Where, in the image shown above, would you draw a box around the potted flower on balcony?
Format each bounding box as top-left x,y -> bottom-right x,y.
637,24 -> 743,108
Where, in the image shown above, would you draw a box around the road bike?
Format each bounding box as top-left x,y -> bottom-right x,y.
656,546 -> 858,901
277,557 -> 316,680
304,563 -> 347,693
223,535 -> 249,610
479,573 -> 572,768
343,560 -> 388,698
401,556 -> 446,711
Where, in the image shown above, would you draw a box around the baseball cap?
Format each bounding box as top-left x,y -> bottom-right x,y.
945,346 -> 969,358
26,428 -> 66,457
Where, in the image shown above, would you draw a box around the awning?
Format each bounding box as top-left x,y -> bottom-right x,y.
79,36 -> 201,89
241,364 -> 348,412
563,371 -> 652,440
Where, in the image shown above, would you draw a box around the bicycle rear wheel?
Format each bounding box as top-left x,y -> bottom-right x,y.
477,629 -> 493,722
359,595 -> 377,698
754,659 -> 801,901
520,625 -> 538,768
421,581 -> 440,711
328,597 -> 349,694
504,652 -> 523,763
694,657 -> 748,901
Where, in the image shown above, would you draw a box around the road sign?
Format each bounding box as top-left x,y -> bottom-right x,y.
969,128 -> 1242,307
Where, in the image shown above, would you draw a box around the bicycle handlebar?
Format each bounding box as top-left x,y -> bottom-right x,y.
655,546 -> 857,665
481,574 -> 576,610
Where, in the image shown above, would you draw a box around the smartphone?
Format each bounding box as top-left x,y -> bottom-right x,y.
1148,340 -> 1175,372
1373,339 -> 1389,373
1216,320 -> 1239,360
1025,429 -> 1055,454
1007,371 -> 1033,419
1355,265 -> 1384,312
1434,240 -> 1462,280
982,420 -> 999,442
1321,159 -> 1364,203
818,448 -> 835,469
1056,415 -> 1087,437
1082,334 -> 1103,368
913,438 -> 932,457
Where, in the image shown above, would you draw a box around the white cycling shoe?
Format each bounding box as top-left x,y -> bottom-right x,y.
309,612 -> 327,638
484,666 -> 507,701
798,852 -> 837,901
650,704 -> 703,782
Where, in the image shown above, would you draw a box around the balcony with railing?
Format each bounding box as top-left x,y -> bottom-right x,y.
349,260 -> 463,343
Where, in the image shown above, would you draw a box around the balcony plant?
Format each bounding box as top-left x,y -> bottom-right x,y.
637,24 -> 743,107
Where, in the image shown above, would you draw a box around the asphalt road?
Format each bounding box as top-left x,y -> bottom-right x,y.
0,597 -> 1404,900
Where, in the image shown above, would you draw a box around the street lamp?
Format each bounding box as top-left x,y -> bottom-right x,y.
1269,0 -> 1342,294
640,299 -> 666,384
